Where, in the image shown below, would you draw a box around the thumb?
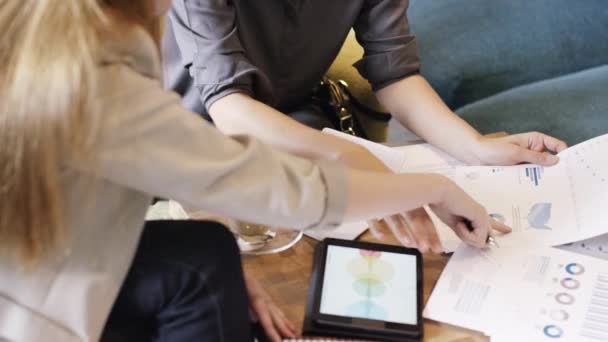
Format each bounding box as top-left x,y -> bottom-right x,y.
512,146 -> 559,166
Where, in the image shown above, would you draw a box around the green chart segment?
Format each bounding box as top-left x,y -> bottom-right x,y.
346,250 -> 394,320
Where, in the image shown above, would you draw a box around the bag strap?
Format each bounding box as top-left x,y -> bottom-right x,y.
336,81 -> 392,122
322,77 -> 358,136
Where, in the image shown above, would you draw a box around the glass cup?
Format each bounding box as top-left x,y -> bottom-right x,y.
226,220 -> 303,255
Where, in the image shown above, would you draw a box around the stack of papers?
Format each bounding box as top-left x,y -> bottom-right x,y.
321,129 -> 608,341
316,130 -> 608,252
421,134 -> 608,341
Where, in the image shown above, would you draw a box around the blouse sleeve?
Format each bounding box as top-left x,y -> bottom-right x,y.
167,0 -> 273,111
86,64 -> 347,230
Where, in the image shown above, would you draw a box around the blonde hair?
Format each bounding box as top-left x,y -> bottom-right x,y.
0,0 -> 157,264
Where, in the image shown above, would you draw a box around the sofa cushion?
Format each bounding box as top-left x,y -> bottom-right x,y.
409,0 -> 608,109
458,65 -> 608,145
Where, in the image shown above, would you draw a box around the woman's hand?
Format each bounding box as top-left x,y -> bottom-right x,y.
430,177 -> 512,248
339,146 -> 447,254
243,270 -> 297,342
471,132 -> 568,166
368,209 -> 444,254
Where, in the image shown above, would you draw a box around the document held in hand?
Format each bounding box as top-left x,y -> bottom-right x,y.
320,129 -> 608,251
428,134 -> 608,248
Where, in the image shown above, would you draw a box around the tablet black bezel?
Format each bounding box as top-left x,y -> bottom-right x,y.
309,238 -> 423,337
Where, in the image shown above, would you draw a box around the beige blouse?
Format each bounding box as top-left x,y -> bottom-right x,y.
0,27 -> 347,342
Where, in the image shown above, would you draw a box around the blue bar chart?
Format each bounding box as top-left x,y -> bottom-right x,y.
525,166 -> 544,187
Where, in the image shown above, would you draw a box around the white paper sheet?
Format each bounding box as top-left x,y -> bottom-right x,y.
428,134 -> 608,247
394,143 -> 464,173
146,200 -> 190,220
425,232 -> 608,341
317,130 -> 608,251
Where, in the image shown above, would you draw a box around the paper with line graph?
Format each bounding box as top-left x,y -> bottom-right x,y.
430,134 -> 608,247
430,163 -> 578,246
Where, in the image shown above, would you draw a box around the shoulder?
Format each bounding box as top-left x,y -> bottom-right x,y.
96,25 -> 165,100
95,25 -> 182,120
97,63 -> 163,101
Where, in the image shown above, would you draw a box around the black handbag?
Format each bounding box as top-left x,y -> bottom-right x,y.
312,77 -> 392,139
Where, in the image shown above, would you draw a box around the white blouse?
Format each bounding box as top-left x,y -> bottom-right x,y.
0,27 -> 347,342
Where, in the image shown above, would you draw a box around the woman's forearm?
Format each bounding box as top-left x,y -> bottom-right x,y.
376,75 -> 483,164
343,170 -> 448,222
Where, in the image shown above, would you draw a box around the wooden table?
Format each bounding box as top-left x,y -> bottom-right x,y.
242,231 -> 488,342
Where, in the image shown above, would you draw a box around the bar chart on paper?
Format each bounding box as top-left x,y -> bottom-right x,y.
525,166 -> 544,187
580,273 -> 608,341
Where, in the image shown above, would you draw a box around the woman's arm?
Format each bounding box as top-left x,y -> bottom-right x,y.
377,75 -> 567,165
377,75 -> 484,163
91,65 -> 504,247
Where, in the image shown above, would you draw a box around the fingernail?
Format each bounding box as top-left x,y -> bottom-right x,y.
547,154 -> 559,164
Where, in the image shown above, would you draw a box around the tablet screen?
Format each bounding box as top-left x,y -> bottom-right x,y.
319,245 -> 418,325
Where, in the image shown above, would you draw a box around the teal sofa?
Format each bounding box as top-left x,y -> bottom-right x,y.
328,0 -> 608,145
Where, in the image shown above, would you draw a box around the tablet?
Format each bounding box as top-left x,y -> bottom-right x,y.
303,238 -> 423,341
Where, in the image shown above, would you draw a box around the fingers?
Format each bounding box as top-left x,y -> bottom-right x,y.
371,213 -> 444,254
453,193 -> 491,248
454,216 -> 511,249
534,132 -> 568,153
490,219 -> 512,235
505,132 -> 567,166
452,207 -> 491,248
509,132 -> 568,152
511,146 -> 559,166
385,214 -> 416,248
252,297 -> 296,342
244,272 -> 296,341
270,305 -> 297,339
367,219 -> 385,240
251,297 -> 283,342
403,208 -> 443,254
452,221 -> 485,248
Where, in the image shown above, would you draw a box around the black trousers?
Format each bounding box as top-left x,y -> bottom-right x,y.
100,220 -> 253,342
